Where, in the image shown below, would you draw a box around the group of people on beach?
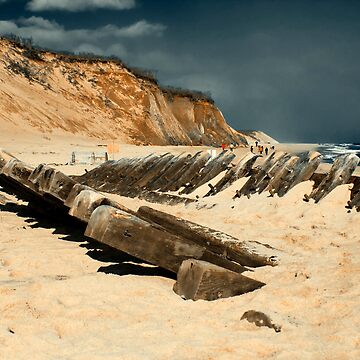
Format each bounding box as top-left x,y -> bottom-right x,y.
220,141 -> 274,155
221,143 -> 236,152
250,141 -> 274,156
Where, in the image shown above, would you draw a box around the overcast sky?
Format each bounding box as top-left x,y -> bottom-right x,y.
1,0 -> 360,143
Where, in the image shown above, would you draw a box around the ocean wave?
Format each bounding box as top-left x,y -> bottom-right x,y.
317,143 -> 360,163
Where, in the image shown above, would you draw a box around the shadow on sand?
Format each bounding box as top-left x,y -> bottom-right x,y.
0,201 -> 175,280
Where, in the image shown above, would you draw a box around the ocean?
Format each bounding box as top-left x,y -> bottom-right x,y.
317,143 -> 360,163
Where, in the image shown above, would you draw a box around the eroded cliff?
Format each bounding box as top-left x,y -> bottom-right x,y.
0,38 -> 247,146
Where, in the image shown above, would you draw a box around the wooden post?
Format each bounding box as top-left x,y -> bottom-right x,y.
137,206 -> 279,267
173,259 -> 265,301
85,206 -> 247,274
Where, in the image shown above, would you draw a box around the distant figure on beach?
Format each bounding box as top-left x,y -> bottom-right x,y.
265,147 -> 268,155
259,146 -> 263,155
271,145 -> 275,150
221,143 -> 226,151
229,143 -> 234,152
255,141 -> 258,147
250,145 -> 254,153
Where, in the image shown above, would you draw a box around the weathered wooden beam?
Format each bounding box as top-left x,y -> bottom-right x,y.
347,177 -> 360,211
276,151 -> 322,197
85,206 -> 247,274
234,152 -> 288,198
1,159 -> 35,189
28,164 -> 76,202
265,155 -> 300,195
349,176 -> 360,202
68,189 -> 135,222
348,191 -> 360,211
125,154 -> 164,186
137,206 -> 279,267
166,152 -> 211,191
0,160 -> 65,210
180,151 -> 236,194
146,153 -> 192,191
205,153 -> 260,197
304,154 -> 359,203
130,153 -> 176,189
0,149 -> 17,169
173,259 -> 265,301
155,152 -> 199,191
137,190 -> 196,206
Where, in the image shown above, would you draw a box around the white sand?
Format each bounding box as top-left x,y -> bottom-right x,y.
0,134 -> 360,359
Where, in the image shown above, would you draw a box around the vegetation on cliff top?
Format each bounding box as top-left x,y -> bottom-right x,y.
1,34 -> 214,104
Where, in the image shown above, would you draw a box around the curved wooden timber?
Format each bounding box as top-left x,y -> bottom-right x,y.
205,153 -> 260,197
164,151 -> 211,191
146,153 -> 193,191
276,151 -> 322,197
264,155 -> 300,195
304,153 -> 359,203
137,206 -> 279,267
234,152 -> 287,198
180,151 -> 236,195
85,205 -> 247,274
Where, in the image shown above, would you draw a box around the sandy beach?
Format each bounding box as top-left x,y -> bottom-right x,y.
0,132 -> 359,359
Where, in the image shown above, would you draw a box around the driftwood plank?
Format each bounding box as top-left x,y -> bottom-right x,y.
205,153 -> 260,196
173,259 -> 265,301
180,151 -> 236,194
304,154 -> 359,203
276,151 -> 322,197
137,206 -> 279,267
85,206 -> 246,274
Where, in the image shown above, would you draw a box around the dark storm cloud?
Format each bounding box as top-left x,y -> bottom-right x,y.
0,16 -> 165,56
0,0 -> 360,143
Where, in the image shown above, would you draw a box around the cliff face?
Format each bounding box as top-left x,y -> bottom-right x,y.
0,39 -> 247,146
